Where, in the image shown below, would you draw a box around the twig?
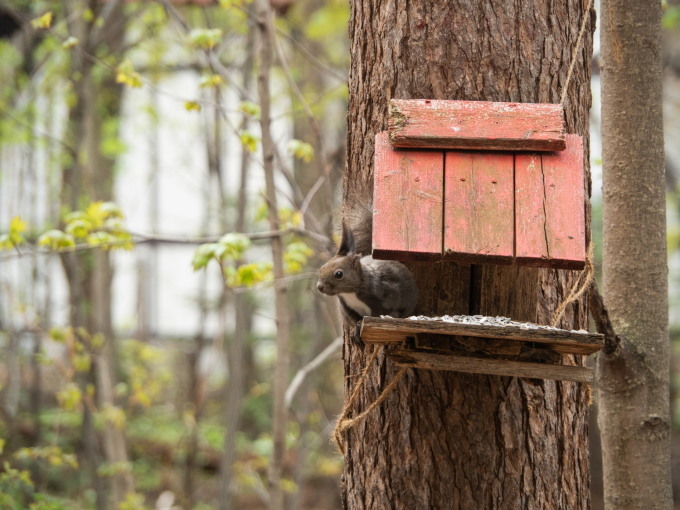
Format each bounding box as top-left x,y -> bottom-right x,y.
588,280 -> 622,354
285,336 -> 342,408
0,227 -> 331,261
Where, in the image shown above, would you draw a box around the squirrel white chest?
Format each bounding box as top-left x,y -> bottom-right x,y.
339,292 -> 372,318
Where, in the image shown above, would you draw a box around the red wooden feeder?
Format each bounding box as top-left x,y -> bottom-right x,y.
373,99 -> 586,270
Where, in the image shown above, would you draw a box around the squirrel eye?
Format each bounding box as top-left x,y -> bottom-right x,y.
334,269 -> 343,279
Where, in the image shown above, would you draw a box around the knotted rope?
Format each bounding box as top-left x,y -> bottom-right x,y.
332,346 -> 407,452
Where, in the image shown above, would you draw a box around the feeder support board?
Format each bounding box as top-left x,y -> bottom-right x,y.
360,317 -> 604,383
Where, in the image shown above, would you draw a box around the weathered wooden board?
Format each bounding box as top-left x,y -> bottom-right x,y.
388,349 -> 593,383
360,317 -> 604,355
389,99 -> 566,151
373,131 -> 444,260
515,135 -> 586,269
444,151 -> 514,264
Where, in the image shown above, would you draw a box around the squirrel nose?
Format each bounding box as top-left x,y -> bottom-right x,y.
317,281 -> 325,293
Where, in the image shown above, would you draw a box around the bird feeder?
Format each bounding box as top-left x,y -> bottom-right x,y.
366,99 -> 600,383
373,99 -> 586,269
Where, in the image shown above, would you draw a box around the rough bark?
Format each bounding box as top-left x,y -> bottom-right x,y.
341,2 -> 593,508
598,0 -> 671,508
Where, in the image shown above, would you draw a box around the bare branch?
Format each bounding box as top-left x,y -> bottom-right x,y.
285,336 -> 342,408
588,280 -> 622,355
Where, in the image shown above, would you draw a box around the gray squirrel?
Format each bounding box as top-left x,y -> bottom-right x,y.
316,207 -> 419,343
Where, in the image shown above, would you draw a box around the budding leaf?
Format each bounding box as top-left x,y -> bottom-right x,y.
239,130 -> 259,153
287,139 -> 314,163
239,101 -> 261,119
184,101 -> 202,112
189,28 -> 223,50
115,59 -> 143,88
31,12 -> 53,30
200,74 -> 224,88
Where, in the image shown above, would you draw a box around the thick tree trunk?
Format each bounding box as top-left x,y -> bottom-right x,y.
598,1 -> 671,508
341,2 -> 593,508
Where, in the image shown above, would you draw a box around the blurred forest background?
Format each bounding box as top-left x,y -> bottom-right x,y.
0,1 -> 678,509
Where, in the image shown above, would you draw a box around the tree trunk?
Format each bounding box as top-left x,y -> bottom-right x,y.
598,1 -> 671,508
341,2 -> 593,508
219,17 -> 255,510
256,1 -> 292,508
62,1 -> 135,507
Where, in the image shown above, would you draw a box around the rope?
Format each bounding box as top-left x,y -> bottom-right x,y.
552,0 -> 595,325
332,347 -> 407,452
560,0 -> 594,106
550,242 -> 595,327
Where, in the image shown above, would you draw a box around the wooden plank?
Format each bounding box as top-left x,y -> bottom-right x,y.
415,333 -> 562,364
388,349 -> 593,383
372,131 -> 444,261
515,135 -> 586,269
444,151 -> 514,264
360,317 -> 604,354
389,99 -> 566,152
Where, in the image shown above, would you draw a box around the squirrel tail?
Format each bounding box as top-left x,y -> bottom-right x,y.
343,201 -> 373,256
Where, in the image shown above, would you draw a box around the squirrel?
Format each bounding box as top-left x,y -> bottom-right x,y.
316,205 -> 419,344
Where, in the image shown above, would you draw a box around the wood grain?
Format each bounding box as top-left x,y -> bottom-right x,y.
388,349 -> 594,383
373,131 -> 444,260
444,151 -> 514,264
360,316 -> 604,354
515,135 -> 586,269
389,99 -> 566,151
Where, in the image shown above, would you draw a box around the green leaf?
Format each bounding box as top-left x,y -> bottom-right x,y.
117,491 -> 146,510
189,28 -> 223,50
287,139 -> 314,163
231,262 -> 273,287
115,59 -> 143,88
86,231 -> 117,248
184,100 -> 202,112
65,219 -> 92,238
0,216 -> 28,249
219,0 -> 252,8
57,383 -> 82,411
99,202 -> 124,220
49,328 -> 67,343
200,73 -> 224,88
217,232 -> 251,259
10,216 -> 27,236
284,241 -> 313,274
62,36 -> 79,49
239,130 -> 259,153
31,12 -> 53,30
38,230 -> 76,250
663,6 -> 680,29
96,404 -> 126,430
192,243 -> 218,270
239,100 -> 261,119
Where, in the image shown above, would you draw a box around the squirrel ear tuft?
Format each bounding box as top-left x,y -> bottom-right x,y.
338,222 -> 356,255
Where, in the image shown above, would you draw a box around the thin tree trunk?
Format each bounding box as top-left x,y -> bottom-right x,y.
341,2 -> 593,508
598,0 -> 671,508
256,1 -> 291,508
219,17 -> 255,510
61,1 -> 134,506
